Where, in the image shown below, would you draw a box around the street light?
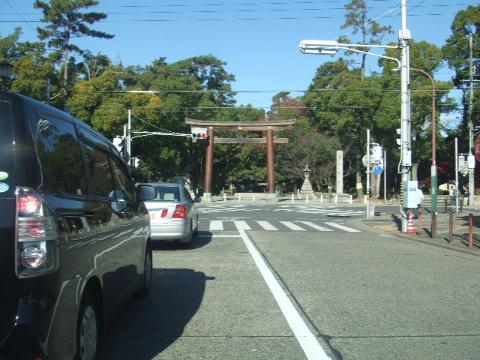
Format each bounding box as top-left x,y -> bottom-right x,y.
410,67 -> 437,238
299,39 -> 411,232
299,40 -> 401,68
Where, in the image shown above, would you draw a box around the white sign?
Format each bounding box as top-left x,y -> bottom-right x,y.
191,127 -> 208,140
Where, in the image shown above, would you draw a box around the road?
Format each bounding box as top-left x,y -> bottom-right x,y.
98,203 -> 480,360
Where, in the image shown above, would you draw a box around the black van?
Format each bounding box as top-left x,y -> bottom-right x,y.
0,91 -> 155,359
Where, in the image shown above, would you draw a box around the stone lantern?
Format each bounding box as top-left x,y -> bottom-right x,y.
300,164 -> 315,198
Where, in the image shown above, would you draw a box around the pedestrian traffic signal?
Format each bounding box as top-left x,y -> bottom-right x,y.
132,157 -> 141,169
396,128 -> 401,146
113,135 -> 126,154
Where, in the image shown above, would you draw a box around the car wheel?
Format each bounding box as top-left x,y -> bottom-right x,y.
76,292 -> 98,360
181,223 -> 193,249
136,244 -> 152,297
193,215 -> 199,236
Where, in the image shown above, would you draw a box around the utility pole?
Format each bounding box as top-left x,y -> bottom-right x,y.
455,137 -> 459,213
400,0 -> 412,232
366,128 -> 371,200
384,150 -> 387,206
468,34 -> 475,206
127,109 -> 132,168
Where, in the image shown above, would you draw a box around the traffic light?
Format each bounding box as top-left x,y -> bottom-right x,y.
370,144 -> 383,163
191,127 -> 208,143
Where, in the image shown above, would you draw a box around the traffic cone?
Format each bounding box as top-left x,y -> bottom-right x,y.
406,210 -> 416,234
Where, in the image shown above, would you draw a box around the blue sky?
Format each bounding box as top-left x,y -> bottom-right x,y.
0,0 -> 477,111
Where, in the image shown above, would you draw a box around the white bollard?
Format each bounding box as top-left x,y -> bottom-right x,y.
238,194 -> 241,201
291,193 -> 294,204
349,195 -> 353,204
253,195 -> 256,203
334,194 -> 338,204
306,194 -> 309,204
223,193 -> 226,202
364,195 -> 367,205
320,194 -> 324,204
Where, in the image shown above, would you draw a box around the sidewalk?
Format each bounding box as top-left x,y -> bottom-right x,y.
366,204 -> 480,256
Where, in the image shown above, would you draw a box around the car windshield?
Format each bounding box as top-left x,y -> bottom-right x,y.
153,186 -> 180,201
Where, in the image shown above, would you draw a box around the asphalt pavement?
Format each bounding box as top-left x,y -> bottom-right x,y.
96,199 -> 480,360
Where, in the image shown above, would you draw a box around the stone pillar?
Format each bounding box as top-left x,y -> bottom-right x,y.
203,128 -> 214,202
336,150 -> 344,194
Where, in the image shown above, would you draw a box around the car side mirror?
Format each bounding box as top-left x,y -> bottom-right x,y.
137,185 -> 155,201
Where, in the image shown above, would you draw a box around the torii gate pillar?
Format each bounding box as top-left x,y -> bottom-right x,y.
203,127 -> 215,202
266,130 -> 276,198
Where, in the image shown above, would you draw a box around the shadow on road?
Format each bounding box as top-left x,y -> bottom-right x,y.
97,268 -> 214,359
151,232 -> 212,251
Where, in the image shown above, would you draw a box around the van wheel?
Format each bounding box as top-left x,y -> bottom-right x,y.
136,244 -> 152,297
76,292 -> 98,360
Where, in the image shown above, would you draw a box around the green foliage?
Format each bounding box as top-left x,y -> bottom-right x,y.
442,5 -> 480,85
339,0 -> 392,78
34,0 -> 114,95
0,1 -> 473,195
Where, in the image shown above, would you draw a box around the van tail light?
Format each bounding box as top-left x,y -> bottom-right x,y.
172,205 -> 186,219
15,187 -> 59,277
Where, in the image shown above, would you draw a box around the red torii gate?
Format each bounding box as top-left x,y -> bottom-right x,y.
186,119 -> 296,201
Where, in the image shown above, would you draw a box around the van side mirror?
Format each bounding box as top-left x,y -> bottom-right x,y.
137,185 -> 155,201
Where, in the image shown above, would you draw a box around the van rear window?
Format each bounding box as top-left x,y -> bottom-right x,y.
35,116 -> 87,196
0,100 -> 14,198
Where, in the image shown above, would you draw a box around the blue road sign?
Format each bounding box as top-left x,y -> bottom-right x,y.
373,165 -> 383,176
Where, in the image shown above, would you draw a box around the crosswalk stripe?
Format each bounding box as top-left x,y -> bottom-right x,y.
298,221 -> 333,232
324,222 -> 361,233
234,220 -> 251,230
209,220 -> 224,231
280,221 -> 306,231
257,221 -> 279,231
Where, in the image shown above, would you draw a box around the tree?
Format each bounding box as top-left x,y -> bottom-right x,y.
34,0 -> 113,96
277,125 -> 341,192
442,5 -> 480,86
78,51 -> 111,80
339,0 -> 393,79
442,5 -> 480,146
0,28 -> 59,101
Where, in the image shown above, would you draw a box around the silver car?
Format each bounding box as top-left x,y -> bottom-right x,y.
142,182 -> 199,246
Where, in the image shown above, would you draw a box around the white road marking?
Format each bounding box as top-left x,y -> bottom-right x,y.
234,220 -> 251,230
257,221 -> 279,231
196,234 -> 242,238
280,221 -> 307,231
209,220 -> 224,231
324,222 -> 360,233
298,221 -> 333,232
234,222 -> 331,360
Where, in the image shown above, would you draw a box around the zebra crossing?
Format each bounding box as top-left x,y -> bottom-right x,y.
202,219 -> 361,233
198,204 -> 364,217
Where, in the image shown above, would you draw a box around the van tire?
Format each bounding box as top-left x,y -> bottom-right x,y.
136,244 -> 152,297
76,291 -> 98,360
